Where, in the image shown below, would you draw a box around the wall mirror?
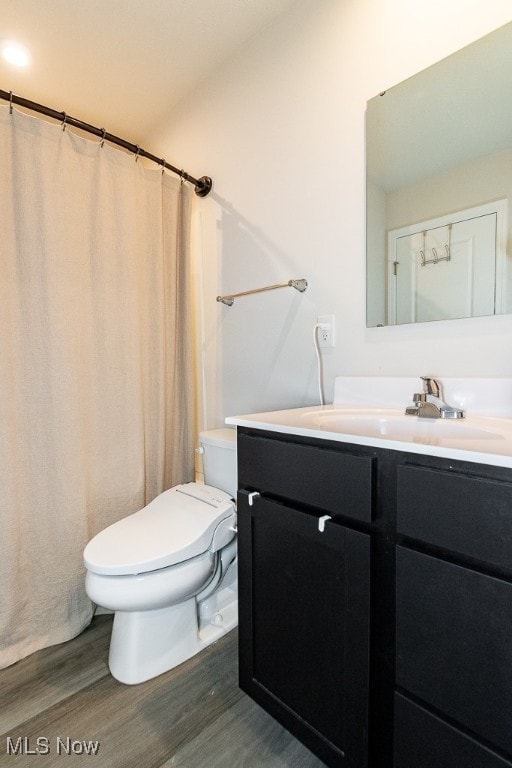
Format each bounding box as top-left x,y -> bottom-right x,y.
366,22 -> 512,327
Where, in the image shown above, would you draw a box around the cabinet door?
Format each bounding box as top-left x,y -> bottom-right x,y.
238,492 -> 370,768
396,546 -> 512,758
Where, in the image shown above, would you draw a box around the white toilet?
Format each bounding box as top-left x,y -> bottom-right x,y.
83,428 -> 237,685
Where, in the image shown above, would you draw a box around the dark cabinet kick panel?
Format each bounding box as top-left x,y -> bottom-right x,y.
236,427 -> 512,768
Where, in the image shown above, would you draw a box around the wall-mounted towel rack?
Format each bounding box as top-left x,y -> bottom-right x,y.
217,278 -> 308,306
419,224 -> 452,267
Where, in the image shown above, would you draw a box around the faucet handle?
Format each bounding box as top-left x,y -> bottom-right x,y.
421,376 -> 440,398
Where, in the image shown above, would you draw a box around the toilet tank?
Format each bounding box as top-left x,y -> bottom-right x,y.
198,428 -> 237,498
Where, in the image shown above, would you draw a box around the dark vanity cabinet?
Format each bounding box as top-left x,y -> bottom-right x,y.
236,427 -> 512,768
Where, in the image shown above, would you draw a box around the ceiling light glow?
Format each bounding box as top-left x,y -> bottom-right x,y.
2,41 -> 31,67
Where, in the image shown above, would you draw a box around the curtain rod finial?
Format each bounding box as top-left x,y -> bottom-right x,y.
195,176 -> 212,197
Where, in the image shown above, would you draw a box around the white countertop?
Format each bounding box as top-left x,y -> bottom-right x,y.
226,404 -> 512,468
226,377 -> 512,470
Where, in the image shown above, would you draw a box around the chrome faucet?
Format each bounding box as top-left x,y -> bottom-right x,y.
405,376 -> 465,419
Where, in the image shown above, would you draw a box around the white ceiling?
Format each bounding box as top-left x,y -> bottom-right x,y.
0,0 -> 298,145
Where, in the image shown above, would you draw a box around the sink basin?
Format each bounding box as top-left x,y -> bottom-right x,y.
302,409 -> 504,443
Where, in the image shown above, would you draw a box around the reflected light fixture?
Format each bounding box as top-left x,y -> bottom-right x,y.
1,40 -> 31,67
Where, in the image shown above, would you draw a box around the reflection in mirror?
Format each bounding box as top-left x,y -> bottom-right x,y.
366,22 -> 512,327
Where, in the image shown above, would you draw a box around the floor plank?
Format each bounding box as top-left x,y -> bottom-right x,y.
164,694 -> 326,768
0,617 -> 111,735
0,616 -> 324,767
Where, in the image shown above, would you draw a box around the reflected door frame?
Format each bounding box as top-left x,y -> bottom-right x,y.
386,199 -> 508,325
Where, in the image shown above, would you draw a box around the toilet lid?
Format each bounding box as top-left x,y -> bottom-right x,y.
83,483 -> 235,576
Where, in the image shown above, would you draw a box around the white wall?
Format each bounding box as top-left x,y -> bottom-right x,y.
147,0 -> 512,429
386,149 -> 512,234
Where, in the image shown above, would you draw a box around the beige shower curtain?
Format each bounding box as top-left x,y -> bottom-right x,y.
0,106 -> 195,668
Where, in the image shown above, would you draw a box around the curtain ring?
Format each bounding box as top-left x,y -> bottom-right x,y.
100,128 -> 106,147
179,169 -> 186,185
134,145 -> 141,162
160,158 -> 166,175
9,90 -> 13,115
61,112 -> 67,131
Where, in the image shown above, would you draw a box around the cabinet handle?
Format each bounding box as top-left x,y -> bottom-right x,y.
318,515 -> 332,532
248,491 -> 261,507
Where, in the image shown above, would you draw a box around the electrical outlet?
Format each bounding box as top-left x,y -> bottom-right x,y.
317,314 -> 335,348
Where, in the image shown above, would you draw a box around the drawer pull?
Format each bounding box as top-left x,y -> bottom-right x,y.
248,491 -> 261,506
318,515 -> 332,532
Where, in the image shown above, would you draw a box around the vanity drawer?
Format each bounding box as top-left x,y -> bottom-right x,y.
396,546 -> 512,757
237,432 -> 374,522
394,693 -> 512,768
397,464 -> 512,569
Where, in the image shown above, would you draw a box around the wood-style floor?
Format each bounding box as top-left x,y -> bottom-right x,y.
0,616 -> 325,767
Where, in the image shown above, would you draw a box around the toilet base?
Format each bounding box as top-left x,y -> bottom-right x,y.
198,568 -> 238,645
108,565 -> 238,685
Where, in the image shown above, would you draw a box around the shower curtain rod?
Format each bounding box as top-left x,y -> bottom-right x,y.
0,89 -> 212,197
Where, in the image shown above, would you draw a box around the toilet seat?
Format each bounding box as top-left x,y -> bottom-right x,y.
83,483 -> 235,577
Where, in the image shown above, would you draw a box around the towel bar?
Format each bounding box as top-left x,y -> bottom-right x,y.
217,278 -> 308,306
